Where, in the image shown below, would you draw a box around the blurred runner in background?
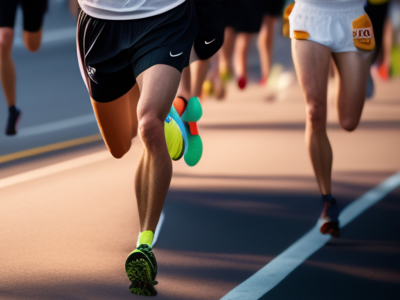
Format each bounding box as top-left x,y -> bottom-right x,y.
233,0 -> 262,90
76,0 -> 198,296
257,0 -> 286,86
219,0 -> 237,85
289,0 -> 375,237
366,0 -> 393,81
0,0 -> 48,135
176,0 -> 224,101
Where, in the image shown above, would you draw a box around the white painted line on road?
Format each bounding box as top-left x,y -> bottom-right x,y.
152,211 -> 165,248
0,151 -> 109,189
220,171 -> 400,300
14,27 -> 76,48
17,114 -> 96,138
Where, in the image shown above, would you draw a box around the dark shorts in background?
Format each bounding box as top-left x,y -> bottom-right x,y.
0,0 -> 48,32
257,0 -> 285,17
77,0 -> 198,103
365,0 -> 389,64
193,0 -> 224,60
221,0 -> 262,33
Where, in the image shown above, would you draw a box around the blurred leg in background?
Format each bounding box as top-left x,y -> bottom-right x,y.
233,0 -> 263,90
257,0 -> 285,86
219,0 -> 237,82
69,0 -> 79,18
365,0 -> 391,99
0,0 -> 47,136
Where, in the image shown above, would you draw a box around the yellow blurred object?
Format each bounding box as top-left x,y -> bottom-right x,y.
219,69 -> 232,83
352,14 -> 375,51
202,79 -> 214,97
293,30 -> 310,40
368,0 -> 389,4
282,3 -> 295,38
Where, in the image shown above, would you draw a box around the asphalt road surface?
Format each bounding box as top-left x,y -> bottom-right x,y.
1,1 -> 400,300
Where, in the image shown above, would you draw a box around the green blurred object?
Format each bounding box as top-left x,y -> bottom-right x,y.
391,46 -> 400,76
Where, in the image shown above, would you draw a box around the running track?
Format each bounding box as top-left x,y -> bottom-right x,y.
1,2 -> 400,299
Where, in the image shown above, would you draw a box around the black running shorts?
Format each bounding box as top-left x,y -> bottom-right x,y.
257,0 -> 285,17
192,0 -> 224,60
221,0 -> 238,28
77,0 -> 198,103
0,0 -> 48,32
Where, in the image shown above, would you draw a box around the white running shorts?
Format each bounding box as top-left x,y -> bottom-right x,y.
289,1 -> 375,53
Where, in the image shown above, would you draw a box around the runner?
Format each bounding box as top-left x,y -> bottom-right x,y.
218,0 -> 263,90
289,0 -> 375,237
0,0 -> 48,135
176,0 -> 224,100
174,0 -> 223,163
233,0 -> 263,89
219,0 -> 238,83
366,0 -> 392,81
76,0 -> 198,295
257,0 -> 286,86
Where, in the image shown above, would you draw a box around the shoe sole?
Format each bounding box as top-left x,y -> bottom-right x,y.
320,221 -> 340,238
125,255 -> 157,296
184,127 -> 203,167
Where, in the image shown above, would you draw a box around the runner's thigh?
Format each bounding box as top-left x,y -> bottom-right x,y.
291,39 -> 331,105
332,51 -> 371,129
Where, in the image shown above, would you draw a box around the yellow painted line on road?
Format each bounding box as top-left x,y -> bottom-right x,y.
0,134 -> 102,164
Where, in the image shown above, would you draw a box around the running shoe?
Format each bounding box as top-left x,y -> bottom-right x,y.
202,79 -> 214,97
237,76 -> 247,90
220,69 -> 233,83
5,106 -> 21,136
165,116 -> 184,161
377,63 -> 390,81
173,96 -> 203,167
125,244 -> 158,296
319,197 -> 340,238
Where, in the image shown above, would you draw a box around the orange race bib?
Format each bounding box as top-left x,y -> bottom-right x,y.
352,14 -> 375,51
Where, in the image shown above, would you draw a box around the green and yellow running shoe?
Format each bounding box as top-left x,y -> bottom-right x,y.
125,244 -> 158,296
165,116 -> 184,161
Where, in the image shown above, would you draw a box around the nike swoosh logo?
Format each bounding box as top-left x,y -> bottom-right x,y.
205,38 -> 216,45
170,51 -> 183,57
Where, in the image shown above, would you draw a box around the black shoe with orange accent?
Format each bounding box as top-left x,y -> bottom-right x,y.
319,196 -> 340,238
5,106 -> 21,136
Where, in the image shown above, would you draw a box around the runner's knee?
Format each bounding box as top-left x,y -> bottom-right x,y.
340,117 -> 359,132
138,116 -> 165,150
0,29 -> 13,58
306,102 -> 326,128
23,31 -> 41,52
107,141 -> 131,159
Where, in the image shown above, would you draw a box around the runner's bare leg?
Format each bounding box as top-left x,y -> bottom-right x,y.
292,39 -> 332,195
135,64 -> 181,232
23,29 -> 42,52
333,51 -> 371,131
0,28 -> 16,107
258,15 -> 277,81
